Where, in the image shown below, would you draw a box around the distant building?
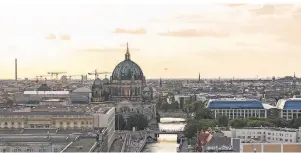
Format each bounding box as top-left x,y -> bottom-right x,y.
276,98 -> 301,120
224,127 -> 301,143
70,87 -> 92,104
206,98 -> 275,119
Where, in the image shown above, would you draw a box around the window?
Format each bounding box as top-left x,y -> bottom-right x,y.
67,122 -> 70,125
45,125 -> 49,128
60,122 -> 63,125
39,149 -> 43,152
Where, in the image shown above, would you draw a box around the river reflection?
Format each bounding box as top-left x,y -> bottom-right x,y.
143,118 -> 186,152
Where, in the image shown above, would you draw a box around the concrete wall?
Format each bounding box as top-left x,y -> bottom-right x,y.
242,143 -> 301,152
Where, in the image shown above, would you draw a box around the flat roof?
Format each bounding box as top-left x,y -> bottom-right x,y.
64,138 -> 97,152
24,91 -> 69,95
0,111 -> 88,116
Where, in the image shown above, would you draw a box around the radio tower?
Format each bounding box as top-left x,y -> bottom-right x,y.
15,58 -> 18,81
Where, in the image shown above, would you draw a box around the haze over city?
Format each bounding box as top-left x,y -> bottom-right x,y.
0,0 -> 300,79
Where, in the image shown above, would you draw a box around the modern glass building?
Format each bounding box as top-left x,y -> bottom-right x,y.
276,98 -> 301,120
206,98 -> 275,119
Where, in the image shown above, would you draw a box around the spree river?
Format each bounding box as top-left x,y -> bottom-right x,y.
143,117 -> 186,152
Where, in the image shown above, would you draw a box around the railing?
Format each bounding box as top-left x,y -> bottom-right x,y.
120,132 -> 128,153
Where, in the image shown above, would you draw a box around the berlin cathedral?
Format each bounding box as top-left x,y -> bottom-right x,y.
91,43 -> 157,123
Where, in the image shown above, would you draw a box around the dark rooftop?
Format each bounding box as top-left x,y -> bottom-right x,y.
0,111 -> 89,116
64,137 -> 97,152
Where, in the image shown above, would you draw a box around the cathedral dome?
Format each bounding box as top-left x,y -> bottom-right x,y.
92,78 -> 102,89
37,83 -> 51,91
111,43 -> 144,81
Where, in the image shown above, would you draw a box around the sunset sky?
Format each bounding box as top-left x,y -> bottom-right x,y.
0,0 -> 300,79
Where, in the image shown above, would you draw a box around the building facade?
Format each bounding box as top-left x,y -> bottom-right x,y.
206,98 -> 274,119
276,98 -> 301,120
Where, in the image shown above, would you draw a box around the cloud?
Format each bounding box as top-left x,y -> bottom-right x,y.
79,47 -> 140,53
224,4 -> 246,7
45,34 -> 56,40
158,29 -> 229,37
248,4 -> 295,15
113,28 -> 146,35
61,35 -> 71,40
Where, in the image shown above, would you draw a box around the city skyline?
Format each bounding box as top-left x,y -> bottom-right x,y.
0,1 -> 301,79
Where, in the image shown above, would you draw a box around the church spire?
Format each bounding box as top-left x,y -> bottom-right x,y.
125,42 -> 131,60
159,77 -> 162,88
198,72 -> 201,83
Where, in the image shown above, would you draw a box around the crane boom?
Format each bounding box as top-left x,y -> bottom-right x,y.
87,69 -> 111,79
47,72 -> 67,80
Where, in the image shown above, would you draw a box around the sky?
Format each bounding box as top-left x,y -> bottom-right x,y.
0,0 -> 301,79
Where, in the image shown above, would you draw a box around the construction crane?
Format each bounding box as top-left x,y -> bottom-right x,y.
68,75 -> 83,80
48,72 -> 67,80
35,75 -> 50,82
88,69 -> 111,79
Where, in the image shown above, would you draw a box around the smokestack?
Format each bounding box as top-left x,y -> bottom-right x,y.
15,58 -> 17,81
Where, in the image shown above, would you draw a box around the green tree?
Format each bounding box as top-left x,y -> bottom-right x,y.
170,101 -> 179,110
230,118 -> 248,128
115,114 -> 126,130
289,118 -> 301,128
126,114 -> 148,130
156,111 -> 161,123
217,115 -> 229,127
184,119 -> 216,139
160,102 -> 170,112
194,108 -> 214,120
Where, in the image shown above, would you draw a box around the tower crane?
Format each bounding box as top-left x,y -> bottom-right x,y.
88,69 -> 111,79
35,75 -> 50,82
68,75 -> 84,80
47,72 -> 67,80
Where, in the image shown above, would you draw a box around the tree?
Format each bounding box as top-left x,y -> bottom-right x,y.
194,108 -> 214,120
217,115 -> 229,127
126,114 -> 148,130
230,119 -> 248,128
184,119 -> 216,139
156,111 -> 161,123
160,102 -> 170,112
115,114 -> 126,130
289,118 -> 301,128
170,101 -> 179,110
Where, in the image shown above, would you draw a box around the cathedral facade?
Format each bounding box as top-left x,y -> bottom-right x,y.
91,43 -> 155,102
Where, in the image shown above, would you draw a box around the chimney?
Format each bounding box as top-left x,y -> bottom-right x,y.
15,58 -> 17,81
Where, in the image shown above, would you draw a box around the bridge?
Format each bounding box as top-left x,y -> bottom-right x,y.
158,111 -> 188,118
115,130 -> 183,135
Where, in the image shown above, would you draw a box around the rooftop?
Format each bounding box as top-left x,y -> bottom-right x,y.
276,98 -> 301,109
0,111 -> 88,116
24,91 -> 69,95
64,137 -> 97,152
207,99 -> 265,109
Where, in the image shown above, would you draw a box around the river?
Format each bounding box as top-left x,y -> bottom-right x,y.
143,117 -> 186,152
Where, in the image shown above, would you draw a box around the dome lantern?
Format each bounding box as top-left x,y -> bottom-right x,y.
125,42 -> 131,60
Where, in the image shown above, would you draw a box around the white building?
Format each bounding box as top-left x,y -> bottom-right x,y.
70,87 -> 92,104
206,98 -> 275,119
276,98 -> 301,120
224,127 -> 301,143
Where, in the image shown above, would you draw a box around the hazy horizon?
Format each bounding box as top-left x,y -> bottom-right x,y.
0,1 -> 300,79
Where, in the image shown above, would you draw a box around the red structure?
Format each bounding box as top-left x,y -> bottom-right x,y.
195,130 -> 213,152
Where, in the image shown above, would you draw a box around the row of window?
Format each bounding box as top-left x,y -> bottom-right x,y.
3,148 -> 58,152
0,121 -> 92,126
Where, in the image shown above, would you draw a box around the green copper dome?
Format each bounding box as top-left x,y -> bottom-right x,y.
111,43 -> 144,81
